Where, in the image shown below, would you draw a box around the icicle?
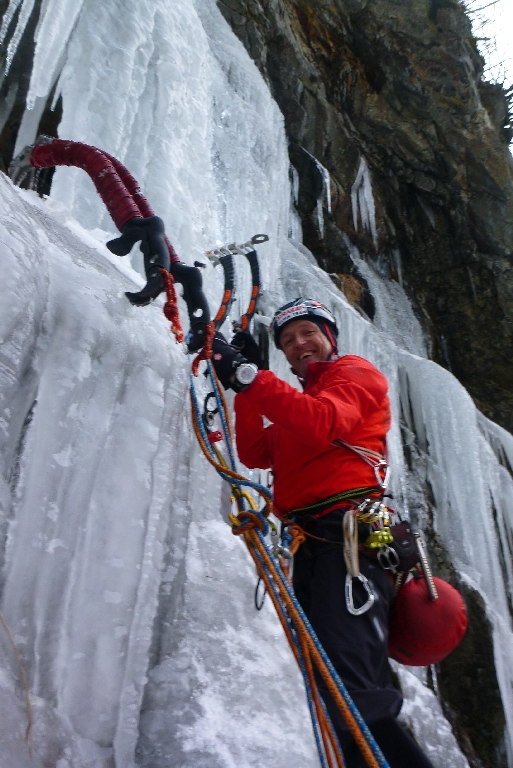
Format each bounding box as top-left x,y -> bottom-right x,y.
1,0 -> 36,76
321,163 -> 331,214
302,150 -> 332,235
0,0 -> 23,46
26,0 -> 84,108
288,166 -> 302,241
316,197 -> 324,239
392,248 -> 403,287
351,156 -> 378,248
13,94 -> 46,156
290,165 -> 299,205
0,0 -> 85,105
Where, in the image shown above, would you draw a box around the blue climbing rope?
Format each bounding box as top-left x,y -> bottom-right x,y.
189,360 -> 390,768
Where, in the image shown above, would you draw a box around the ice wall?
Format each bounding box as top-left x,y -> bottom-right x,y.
1,0 -> 512,766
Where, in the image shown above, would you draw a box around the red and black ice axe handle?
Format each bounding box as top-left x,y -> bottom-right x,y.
29,137 -> 211,346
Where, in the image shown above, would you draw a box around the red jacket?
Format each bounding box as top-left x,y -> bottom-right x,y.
234,356 -> 391,517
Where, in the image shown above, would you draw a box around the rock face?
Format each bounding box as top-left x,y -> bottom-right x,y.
0,0 -> 60,188
218,0 -> 513,433
218,2 -> 512,764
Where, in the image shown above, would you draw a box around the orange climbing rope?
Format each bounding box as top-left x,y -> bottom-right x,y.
159,254 -> 387,768
187,365 -> 388,768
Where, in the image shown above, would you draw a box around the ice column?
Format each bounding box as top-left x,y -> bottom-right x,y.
351,156 -> 378,248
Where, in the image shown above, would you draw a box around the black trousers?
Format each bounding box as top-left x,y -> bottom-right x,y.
292,511 -> 435,768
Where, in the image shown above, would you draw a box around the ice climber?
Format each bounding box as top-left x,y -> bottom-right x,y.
211,298 -> 435,768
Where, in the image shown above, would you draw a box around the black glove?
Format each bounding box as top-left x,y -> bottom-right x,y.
106,216 -> 170,271
230,330 -> 263,369
211,333 -> 250,391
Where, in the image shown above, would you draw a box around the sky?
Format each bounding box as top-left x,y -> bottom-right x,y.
467,0 -> 513,89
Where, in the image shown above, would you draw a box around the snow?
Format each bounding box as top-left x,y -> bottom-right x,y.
0,0 -> 513,766
395,665 -> 470,768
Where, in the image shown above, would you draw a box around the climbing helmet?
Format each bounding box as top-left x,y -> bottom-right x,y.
270,298 -> 338,349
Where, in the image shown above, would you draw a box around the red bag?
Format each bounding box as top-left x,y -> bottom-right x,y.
388,576 -> 468,666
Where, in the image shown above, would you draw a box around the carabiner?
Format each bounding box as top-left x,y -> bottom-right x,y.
345,573 -> 375,616
375,460 -> 390,491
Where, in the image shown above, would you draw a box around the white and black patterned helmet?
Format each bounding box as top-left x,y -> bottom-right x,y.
270,298 -> 338,349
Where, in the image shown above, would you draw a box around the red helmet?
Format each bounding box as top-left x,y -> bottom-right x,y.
270,298 -> 338,349
388,576 -> 468,666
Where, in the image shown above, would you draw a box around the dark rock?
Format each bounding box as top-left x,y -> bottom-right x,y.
438,582 -> 507,768
216,1 -> 513,760
0,0 -> 61,183
218,0 -> 513,435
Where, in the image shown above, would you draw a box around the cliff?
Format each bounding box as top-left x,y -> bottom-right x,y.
218,0 -> 513,434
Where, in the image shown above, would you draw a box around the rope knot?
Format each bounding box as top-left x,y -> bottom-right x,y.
230,509 -> 269,536
287,524 -> 307,555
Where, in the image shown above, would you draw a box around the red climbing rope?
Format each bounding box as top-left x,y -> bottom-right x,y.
160,268 -> 184,343
191,321 -> 215,376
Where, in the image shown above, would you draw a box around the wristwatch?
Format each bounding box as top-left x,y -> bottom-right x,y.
234,362 -> 258,387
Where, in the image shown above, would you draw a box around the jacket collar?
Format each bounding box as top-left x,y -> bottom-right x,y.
301,356 -> 340,391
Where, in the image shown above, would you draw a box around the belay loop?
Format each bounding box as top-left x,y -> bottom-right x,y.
189,360 -> 390,768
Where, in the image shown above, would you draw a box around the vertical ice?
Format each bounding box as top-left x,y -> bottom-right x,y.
351,156 -> 378,248
301,150 -> 331,239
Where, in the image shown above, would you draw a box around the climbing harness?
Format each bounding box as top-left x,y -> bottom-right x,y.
189,361 -> 390,768
282,486 -> 436,619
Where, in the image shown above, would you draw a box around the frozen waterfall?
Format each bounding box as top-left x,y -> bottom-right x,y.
1,1 -> 512,767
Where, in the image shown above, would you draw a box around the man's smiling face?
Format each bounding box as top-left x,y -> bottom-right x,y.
279,318 -> 334,379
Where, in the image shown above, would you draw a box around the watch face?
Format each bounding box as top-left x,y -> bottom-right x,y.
236,363 -> 257,385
